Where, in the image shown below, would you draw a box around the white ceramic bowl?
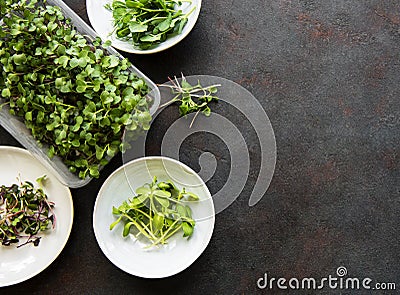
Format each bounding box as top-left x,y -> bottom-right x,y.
0,146 -> 73,287
93,156 -> 215,278
86,0 -> 202,54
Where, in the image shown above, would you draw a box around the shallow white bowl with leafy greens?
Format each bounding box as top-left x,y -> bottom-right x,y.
86,0 -> 202,54
93,156 -> 214,278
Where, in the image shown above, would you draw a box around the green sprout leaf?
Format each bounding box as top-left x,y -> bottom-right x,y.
182,222 -> 193,237
13,53 -> 27,65
110,216 -> 123,230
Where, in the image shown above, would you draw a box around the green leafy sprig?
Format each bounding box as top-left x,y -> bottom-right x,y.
159,75 -> 220,127
0,176 -> 55,248
110,177 -> 199,247
105,0 -> 195,49
0,0 -> 152,179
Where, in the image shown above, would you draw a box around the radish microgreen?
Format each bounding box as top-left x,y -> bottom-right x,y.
0,176 -> 55,248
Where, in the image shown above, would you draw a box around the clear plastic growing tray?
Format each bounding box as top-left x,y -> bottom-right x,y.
0,0 -> 160,188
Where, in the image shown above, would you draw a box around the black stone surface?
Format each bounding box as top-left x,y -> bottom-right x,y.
3,0 -> 399,294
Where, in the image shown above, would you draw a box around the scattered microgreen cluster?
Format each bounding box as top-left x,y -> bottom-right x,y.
0,176 -> 55,248
159,75 -> 220,127
110,177 -> 199,247
0,0 -> 152,179
105,0 -> 195,49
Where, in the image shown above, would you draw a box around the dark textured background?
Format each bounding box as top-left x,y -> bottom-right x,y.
3,0 -> 400,294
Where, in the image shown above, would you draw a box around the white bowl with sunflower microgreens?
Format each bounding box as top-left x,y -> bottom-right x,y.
93,156 -> 215,278
86,0 -> 202,54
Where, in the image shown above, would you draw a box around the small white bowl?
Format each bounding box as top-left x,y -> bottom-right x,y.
93,156 -> 215,278
86,0 -> 202,54
0,146 -> 73,287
